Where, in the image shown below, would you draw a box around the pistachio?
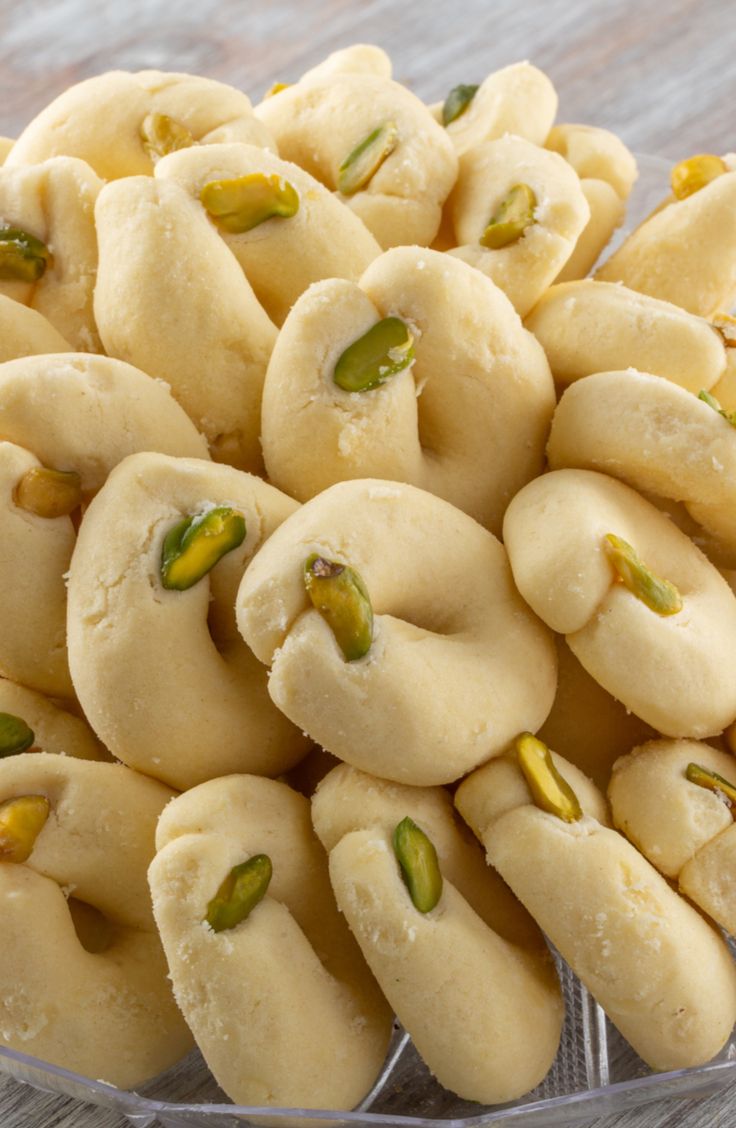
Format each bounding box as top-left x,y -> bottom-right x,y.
140,112 -> 195,163
442,84 -> 479,126
264,82 -> 291,97
603,533 -> 683,616
14,466 -> 82,519
161,506 -> 246,591
480,184 -> 537,250
337,122 -> 399,196
68,897 -> 116,953
0,227 -> 51,282
671,153 -> 727,200
333,317 -> 414,393
698,388 -> 736,427
712,313 -> 736,348
0,713 -> 35,758
303,553 -> 373,661
205,854 -> 272,932
0,795 -> 49,863
516,733 -> 583,822
200,172 -> 299,234
392,816 -> 443,913
686,762 -> 736,809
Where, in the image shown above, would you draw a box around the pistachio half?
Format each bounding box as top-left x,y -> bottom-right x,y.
264,81 -> 291,97
200,172 -> 299,234
0,227 -> 51,282
337,122 -> 399,196
205,854 -> 272,932
671,154 -> 727,200
480,183 -> 537,249
442,83 -> 479,126
161,506 -> 246,591
140,112 -> 195,163
686,762 -> 736,809
0,713 -> 35,759
698,388 -> 736,427
516,732 -> 583,823
393,816 -> 443,913
333,317 -> 414,392
303,553 -> 373,661
603,533 -> 683,616
14,466 -> 82,519
0,795 -> 49,863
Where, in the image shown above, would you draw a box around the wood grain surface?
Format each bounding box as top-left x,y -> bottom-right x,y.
1,0 -> 735,1125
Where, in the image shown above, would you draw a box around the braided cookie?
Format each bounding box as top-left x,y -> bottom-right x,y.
436,62 -> 557,154
313,763 -> 563,1103
236,479 -> 557,786
0,678 -> 106,761
255,74 -> 457,249
503,468 -> 736,737
261,246 -> 554,532
0,157 -> 102,350
610,739 -> 736,936
148,774 -> 392,1109
67,452 -> 308,790
547,370 -> 736,566
6,70 -> 274,181
0,353 -> 207,699
94,175 -> 277,471
456,736 -> 736,1071
596,155 -> 736,317
525,281 -> 728,393
449,136 -> 590,316
0,294 -> 71,364
155,142 -> 380,327
0,753 -> 192,1086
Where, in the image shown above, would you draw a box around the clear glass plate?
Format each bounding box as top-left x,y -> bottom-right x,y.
5,152 -> 734,1128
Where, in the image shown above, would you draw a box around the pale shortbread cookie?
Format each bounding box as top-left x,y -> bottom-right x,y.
6,70 -> 274,180
94,175 -> 276,472
438,63 -> 558,155
300,44 -> 392,82
545,123 -> 638,200
456,750 -> 736,1072
236,479 -> 557,786
503,468 -> 736,737
537,636 -> 654,790
0,353 -> 207,699
149,775 -> 392,1109
0,753 -> 192,1087
325,814 -> 563,1102
712,347 -> 736,412
0,294 -> 72,364
0,138 -> 13,164
67,452 -> 308,790
596,165 -> 736,317
610,739 -> 736,936
525,281 -> 727,392
155,142 -> 381,327
0,157 -> 102,350
554,179 -> 625,282
547,370 -> 736,564
255,74 -> 457,249
261,247 -> 555,534
0,678 -> 106,761
450,136 -> 590,316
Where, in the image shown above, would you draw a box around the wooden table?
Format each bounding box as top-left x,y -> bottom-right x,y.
0,0 -> 734,1124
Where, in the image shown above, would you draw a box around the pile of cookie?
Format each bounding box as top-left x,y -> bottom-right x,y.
2,44 -> 736,1111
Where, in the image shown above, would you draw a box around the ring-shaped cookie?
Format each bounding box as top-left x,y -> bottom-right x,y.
236,478 -> 557,786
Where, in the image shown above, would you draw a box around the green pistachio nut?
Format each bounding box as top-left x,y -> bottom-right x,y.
264,82 -> 291,97
0,713 -> 35,758
140,112 -> 195,163
0,795 -> 49,863
686,762 -> 736,809
303,553 -> 373,661
442,83 -> 479,126
205,854 -> 272,932
671,154 -> 727,200
516,732 -> 583,822
698,388 -> 736,428
337,122 -> 399,196
480,183 -> 537,249
0,227 -> 51,282
14,466 -> 82,519
334,317 -> 414,392
161,506 -> 246,591
200,172 -> 299,234
393,816 -> 443,913
604,533 -> 683,616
